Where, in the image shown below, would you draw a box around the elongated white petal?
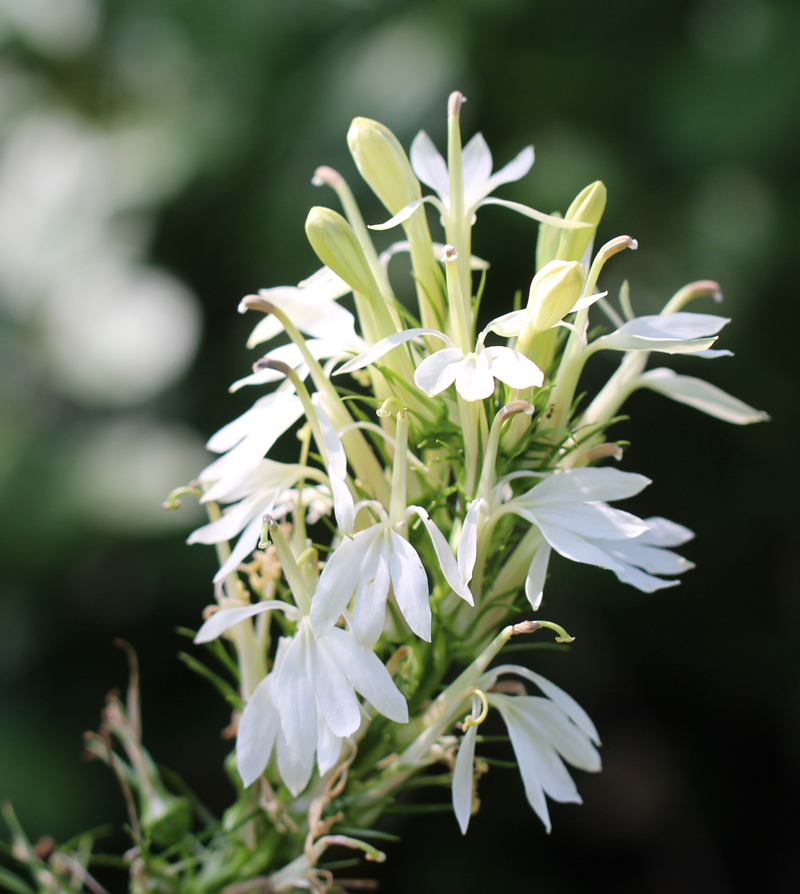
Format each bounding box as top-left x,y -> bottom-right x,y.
627,312 -> 729,339
368,194 -> 444,231
274,629 -> 318,771
589,332 -> 718,354
414,348 -> 465,396
452,723 -> 478,835
639,516 -> 694,548
477,197 -> 592,229
188,492 -> 269,546
570,290 -> 608,313
410,130 -> 449,201
520,467 -> 651,504
310,529 -> 375,639
389,530 -> 431,641
455,353 -> 496,401
519,697 -> 601,773
482,309 -> 527,338
639,368 -> 770,424
693,348 -> 734,359
212,513 -> 269,584
195,600 -> 302,643
486,665 -> 600,744
408,506 -> 473,604
206,392 -> 302,455
461,132 -> 493,208
457,499 -> 486,586
532,501 -> 649,541
351,530 -> 391,648
329,474 -> 355,536
609,559 -> 682,592
481,145 -> 535,201
276,726 -> 314,797
312,394 -> 346,479
307,633 -> 362,737
336,328 -> 451,376
525,541 -> 551,611
247,296 -> 356,349
598,540 -> 693,576
483,346 -> 544,389
535,520 -> 626,574
322,627 -> 408,723
316,709 -> 343,775
237,674 -> 280,787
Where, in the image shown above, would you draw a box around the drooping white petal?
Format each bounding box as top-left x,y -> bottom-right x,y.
531,501 -> 649,541
322,627 -> 408,723
461,132 -> 493,208
188,492 -> 271,546
519,697 -> 601,773
316,708 -> 344,776
195,600 -> 301,644
336,328 -> 451,377
480,145 -> 535,203
414,348 -> 465,396
486,665 -> 600,744
457,499 -> 486,587
274,630 -> 318,773
213,512 -> 270,584
306,629 -> 362,738
525,541 -> 551,611
410,130 -> 450,201
388,530 -> 431,641
625,312 -> 730,339
608,559 -> 682,592
521,467 -> 651,504
237,674 -> 280,787
452,722 -> 478,835
408,506 -> 474,604
310,529 -> 376,639
570,290 -> 608,313
639,516 -> 695,548
639,368 -> 770,424
367,197 -> 428,231
482,346 -> 544,390
312,394 -> 346,479
598,540 -> 693,576
351,530 -> 391,648
329,474 -> 355,536
206,392 -> 302,455
477,197 -> 592,229
482,309 -> 528,338
535,520 -> 626,575
455,353 -> 496,401
276,725 -> 314,797
247,288 -> 356,348
589,332 -> 718,355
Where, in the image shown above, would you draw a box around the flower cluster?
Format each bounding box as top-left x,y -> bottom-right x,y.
178,92 -> 766,888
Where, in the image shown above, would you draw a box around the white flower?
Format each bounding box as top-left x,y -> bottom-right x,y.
195,603 -> 408,794
335,312 -> 543,403
310,503 -> 473,648
587,312 -> 729,357
452,664 -> 601,834
244,266 -> 358,349
459,467 -> 694,609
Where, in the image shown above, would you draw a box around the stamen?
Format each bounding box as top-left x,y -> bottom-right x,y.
461,689 -> 489,730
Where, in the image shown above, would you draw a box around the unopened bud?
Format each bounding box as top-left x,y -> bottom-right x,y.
347,117 -> 421,215
526,260 -> 585,334
305,206 -> 378,298
555,180 -> 607,263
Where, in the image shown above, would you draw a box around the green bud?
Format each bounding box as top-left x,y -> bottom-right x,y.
140,789 -> 192,846
526,260 -> 585,334
305,206 -> 379,298
347,117 -> 421,214
535,212 -> 563,272
555,180 -> 607,263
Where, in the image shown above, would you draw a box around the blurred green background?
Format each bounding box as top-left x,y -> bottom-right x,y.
0,0 -> 797,891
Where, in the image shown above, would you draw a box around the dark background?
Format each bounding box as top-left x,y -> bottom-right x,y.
0,1 -> 798,891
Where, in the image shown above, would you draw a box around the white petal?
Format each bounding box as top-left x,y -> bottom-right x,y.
274,629 -> 318,773
195,600 -> 301,644
521,467 -> 651,504
623,312 -> 729,339
518,697 -> 601,773
188,492 -> 269,546
414,348 -> 465,396
408,506 -> 473,604
452,723 -> 478,835
310,529 -> 374,639
457,499 -> 486,586
351,530 -> 391,648
589,332 -> 718,355
525,541 -> 551,611
336,328 -> 451,376
532,501 -> 649,541
368,197 -> 427,231
212,513 -> 267,584
322,627 -> 408,723
316,709 -> 344,775
488,665 -> 600,744
482,346 -> 544,389
455,353 -> 496,401
638,516 -> 695,548
535,520 -> 626,575
306,633 -> 361,737
639,368 -> 769,424
206,392 -> 302,454
276,725 -> 314,796
410,130 -> 450,201
598,540 -> 693,576
246,314 -> 283,349
389,530 -> 431,641
237,674 -> 280,787
461,132 -> 493,208
480,145 -> 535,201
312,394 -> 346,479
570,290 -> 608,313
329,474 -> 355,537
477,197 -> 592,229
609,559 -> 682,593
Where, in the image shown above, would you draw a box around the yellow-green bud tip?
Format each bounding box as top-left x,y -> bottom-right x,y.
305,206 -> 377,297
347,117 -> 421,215
526,260 -> 585,334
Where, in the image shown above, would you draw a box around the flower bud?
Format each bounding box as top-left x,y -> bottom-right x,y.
347,117 -> 421,214
555,180 -> 607,263
526,260 -> 585,334
305,206 -> 378,298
